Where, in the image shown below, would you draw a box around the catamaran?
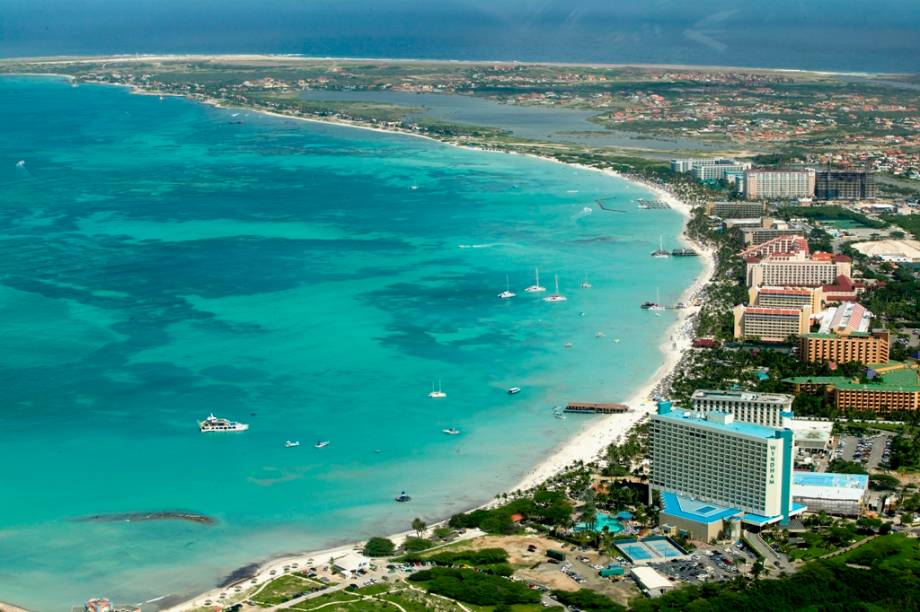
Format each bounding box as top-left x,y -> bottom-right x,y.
651,234 -> 670,258
524,268 -> 546,293
498,275 -> 516,299
641,288 -> 666,311
543,274 -> 567,303
428,379 -> 447,398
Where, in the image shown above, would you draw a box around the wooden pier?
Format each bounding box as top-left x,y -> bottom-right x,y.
636,199 -> 671,210
564,402 -> 630,414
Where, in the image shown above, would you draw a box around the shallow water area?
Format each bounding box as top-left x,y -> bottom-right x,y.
0,75 -> 701,609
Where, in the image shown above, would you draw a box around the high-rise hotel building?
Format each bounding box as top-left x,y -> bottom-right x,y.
650,404 -> 795,520
745,252 -> 852,288
744,168 -> 815,200
691,389 -> 794,428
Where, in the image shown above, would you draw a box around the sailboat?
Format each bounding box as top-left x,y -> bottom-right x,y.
428,379 -> 447,398
641,288 -> 666,311
498,275 -> 516,299
651,235 -> 670,258
524,268 -> 546,293
543,274 -> 567,303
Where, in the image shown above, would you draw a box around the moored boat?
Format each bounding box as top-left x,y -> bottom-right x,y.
199,414 -> 249,433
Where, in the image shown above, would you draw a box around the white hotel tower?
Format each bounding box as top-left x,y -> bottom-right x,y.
649,399 -> 799,530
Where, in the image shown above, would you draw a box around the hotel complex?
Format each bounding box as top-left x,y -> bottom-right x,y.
745,252 -> 852,288
733,304 -> 812,342
797,330 -> 890,365
691,390 -> 794,428
650,400 -> 801,541
749,285 -> 823,313
743,168 -> 816,200
785,361 -> 920,414
814,169 -> 876,201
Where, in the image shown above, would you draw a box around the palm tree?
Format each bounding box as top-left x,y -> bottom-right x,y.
411,517 -> 427,538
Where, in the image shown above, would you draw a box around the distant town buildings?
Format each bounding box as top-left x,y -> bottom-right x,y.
815,169 -> 877,201
733,304 -> 812,342
744,168 -> 816,200
691,389 -> 794,428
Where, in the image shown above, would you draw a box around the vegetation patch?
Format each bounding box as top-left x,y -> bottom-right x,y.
408,567 -> 540,606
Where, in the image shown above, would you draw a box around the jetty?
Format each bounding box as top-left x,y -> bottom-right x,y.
564,402 -> 630,414
636,199 -> 671,210
671,248 -> 699,257
596,199 -> 627,213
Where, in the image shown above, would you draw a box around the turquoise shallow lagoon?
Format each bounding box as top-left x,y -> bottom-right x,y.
0,76 -> 701,609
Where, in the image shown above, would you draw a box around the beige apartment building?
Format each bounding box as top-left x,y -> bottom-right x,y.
746,252 -> 852,287
733,304 -> 812,342
744,168 -> 816,200
749,285 -> 824,313
797,330 -> 890,365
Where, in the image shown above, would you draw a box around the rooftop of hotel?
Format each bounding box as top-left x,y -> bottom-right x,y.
742,306 -> 806,315
659,491 -> 807,527
692,389 -> 793,404
793,472 -> 869,501
818,303 -> 873,334
801,330 -> 883,339
785,363 -> 920,392
655,408 -> 785,439
757,287 -> 815,296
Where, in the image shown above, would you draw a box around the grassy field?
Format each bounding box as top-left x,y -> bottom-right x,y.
252,573 -> 326,605
831,534 -> 920,571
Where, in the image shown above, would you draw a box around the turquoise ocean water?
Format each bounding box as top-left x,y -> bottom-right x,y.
0,76 -> 701,609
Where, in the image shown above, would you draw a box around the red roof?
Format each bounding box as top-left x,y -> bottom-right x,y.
744,307 -> 804,316
510,513 -> 524,523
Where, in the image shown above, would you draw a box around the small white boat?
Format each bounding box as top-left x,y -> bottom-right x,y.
498,275 -> 516,299
284,440 -> 301,448
15,160 -> 25,168
564,342 -> 574,349
595,331 -> 605,338
507,386 -> 522,395
442,427 -> 460,435
581,275 -> 592,289
543,274 -> 567,303
553,407 -> 566,420
524,268 -> 546,293
314,440 -> 330,448
612,338 -> 621,343
410,185 -> 419,191
428,379 -> 447,399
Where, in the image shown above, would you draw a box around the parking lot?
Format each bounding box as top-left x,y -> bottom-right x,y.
835,433 -> 893,469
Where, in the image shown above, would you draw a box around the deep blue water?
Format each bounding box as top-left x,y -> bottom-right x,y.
1,0 -> 919,72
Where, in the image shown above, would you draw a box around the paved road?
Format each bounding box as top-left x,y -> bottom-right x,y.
744,531 -> 793,574
866,433 -> 891,470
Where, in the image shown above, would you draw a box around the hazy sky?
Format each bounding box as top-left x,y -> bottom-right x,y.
1,0 -> 918,71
